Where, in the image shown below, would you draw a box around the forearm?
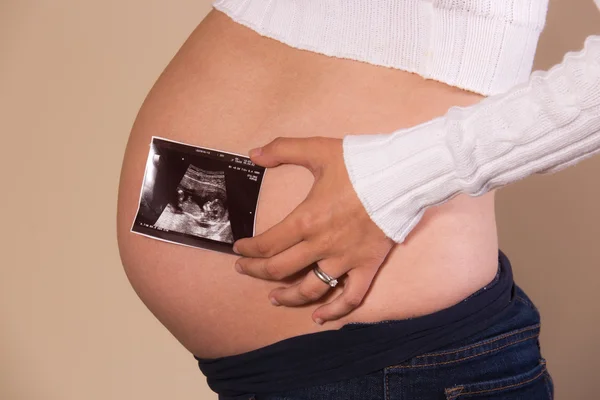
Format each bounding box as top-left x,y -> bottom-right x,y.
343,36 -> 600,243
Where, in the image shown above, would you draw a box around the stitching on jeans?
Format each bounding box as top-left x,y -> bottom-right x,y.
385,372 -> 390,400
386,334 -> 539,369
544,370 -> 553,398
444,386 -> 465,400
462,364 -> 547,395
414,324 -> 540,358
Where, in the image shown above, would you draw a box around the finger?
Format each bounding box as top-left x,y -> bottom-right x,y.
268,259 -> 347,307
235,240 -> 321,281
233,203 -> 313,257
311,265 -> 378,324
249,137 -> 326,173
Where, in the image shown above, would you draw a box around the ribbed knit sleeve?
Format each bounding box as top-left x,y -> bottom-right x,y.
343,35 -> 600,243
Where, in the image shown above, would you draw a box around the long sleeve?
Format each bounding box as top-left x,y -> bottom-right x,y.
343,35 -> 600,243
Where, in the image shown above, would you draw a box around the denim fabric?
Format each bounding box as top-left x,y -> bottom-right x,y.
221,286 -> 553,400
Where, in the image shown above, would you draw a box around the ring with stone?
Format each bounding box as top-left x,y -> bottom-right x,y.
312,265 -> 339,288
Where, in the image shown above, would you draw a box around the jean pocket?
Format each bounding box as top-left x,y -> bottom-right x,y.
385,323 -> 541,371
444,359 -> 552,400
383,323 -> 548,400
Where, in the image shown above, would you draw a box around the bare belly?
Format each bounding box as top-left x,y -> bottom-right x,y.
117,10 -> 499,359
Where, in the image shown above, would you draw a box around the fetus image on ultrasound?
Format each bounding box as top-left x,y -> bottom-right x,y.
154,165 -> 234,243
131,137 -> 265,254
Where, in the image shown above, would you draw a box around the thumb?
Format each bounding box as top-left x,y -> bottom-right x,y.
249,137 -> 322,172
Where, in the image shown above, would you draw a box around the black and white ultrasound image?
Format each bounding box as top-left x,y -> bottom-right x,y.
131,137 -> 265,254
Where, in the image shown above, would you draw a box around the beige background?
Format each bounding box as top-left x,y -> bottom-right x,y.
1,0 -> 599,399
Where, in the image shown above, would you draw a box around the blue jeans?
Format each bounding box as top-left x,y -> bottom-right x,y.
237,286 -> 553,400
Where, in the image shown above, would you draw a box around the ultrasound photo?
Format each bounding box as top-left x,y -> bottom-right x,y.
131,137 -> 266,254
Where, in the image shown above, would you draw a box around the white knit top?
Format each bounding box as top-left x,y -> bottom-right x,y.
214,0 -> 548,95
214,0 -> 600,243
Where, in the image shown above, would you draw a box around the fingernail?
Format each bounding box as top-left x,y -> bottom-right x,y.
249,147 -> 262,157
269,297 -> 280,306
315,318 -> 324,325
235,263 -> 243,273
232,244 -> 240,254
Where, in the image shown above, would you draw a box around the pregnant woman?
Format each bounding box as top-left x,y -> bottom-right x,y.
113,0 -> 600,398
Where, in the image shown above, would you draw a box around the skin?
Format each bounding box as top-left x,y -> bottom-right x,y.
117,10 -> 499,359
233,137 -> 395,324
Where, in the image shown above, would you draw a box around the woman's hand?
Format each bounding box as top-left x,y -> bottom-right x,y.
233,137 -> 395,325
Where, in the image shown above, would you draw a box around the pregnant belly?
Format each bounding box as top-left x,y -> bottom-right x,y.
117,10 -> 499,359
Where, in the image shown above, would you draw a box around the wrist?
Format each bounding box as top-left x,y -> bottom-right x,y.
342,118 -> 461,242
